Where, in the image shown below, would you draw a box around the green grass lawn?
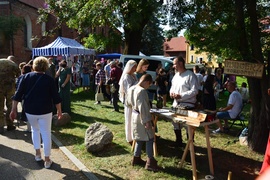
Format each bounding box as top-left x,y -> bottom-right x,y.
52,76 -> 263,180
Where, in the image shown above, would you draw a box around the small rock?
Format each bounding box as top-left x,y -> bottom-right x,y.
52,113 -> 71,126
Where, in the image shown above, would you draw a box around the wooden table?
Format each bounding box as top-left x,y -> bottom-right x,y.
150,109 -> 219,180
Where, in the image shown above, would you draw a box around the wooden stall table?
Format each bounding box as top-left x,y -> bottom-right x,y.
150,109 -> 219,180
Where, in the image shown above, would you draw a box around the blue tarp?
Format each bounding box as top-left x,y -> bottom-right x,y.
96,53 -> 122,59
32,37 -> 95,57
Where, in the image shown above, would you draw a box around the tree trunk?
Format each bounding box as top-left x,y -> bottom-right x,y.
234,0 -> 270,153
248,78 -> 270,153
246,0 -> 270,153
123,28 -> 143,55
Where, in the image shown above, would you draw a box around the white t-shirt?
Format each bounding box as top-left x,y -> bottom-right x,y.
104,63 -> 111,80
170,70 -> 199,108
195,73 -> 203,91
228,90 -> 243,118
239,87 -> 249,101
203,74 -> 208,82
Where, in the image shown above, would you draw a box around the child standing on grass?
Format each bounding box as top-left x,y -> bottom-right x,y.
126,74 -> 161,172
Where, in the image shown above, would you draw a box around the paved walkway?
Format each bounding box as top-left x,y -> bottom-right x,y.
0,122 -> 98,180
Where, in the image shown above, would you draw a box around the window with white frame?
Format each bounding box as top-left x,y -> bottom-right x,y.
24,15 -> 32,49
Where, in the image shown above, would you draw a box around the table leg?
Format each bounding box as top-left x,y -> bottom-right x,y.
204,125 -> 214,175
188,125 -> 197,180
131,140 -> 136,152
153,115 -> 158,157
179,139 -> 191,168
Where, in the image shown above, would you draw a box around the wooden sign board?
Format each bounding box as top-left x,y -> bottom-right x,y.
172,111 -> 207,127
224,60 -> 264,78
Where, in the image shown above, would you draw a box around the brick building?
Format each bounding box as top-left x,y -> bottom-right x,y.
163,36 -> 186,60
0,0 -> 82,64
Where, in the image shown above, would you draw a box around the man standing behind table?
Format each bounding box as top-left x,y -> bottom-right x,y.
213,81 -> 242,133
110,61 -> 122,112
169,56 -> 199,147
0,56 -> 21,134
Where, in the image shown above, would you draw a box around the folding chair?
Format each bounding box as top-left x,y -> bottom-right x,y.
228,102 -> 247,130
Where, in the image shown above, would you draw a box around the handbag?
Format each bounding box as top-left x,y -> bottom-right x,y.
110,84 -> 116,93
95,86 -> 104,101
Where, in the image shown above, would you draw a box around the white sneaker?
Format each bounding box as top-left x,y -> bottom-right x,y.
212,128 -> 223,134
44,160 -> 53,169
35,155 -> 42,162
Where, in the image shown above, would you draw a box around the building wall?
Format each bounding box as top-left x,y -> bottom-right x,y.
0,1 -> 80,64
11,2 -> 41,63
185,43 -> 219,68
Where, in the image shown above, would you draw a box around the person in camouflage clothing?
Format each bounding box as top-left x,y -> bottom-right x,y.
0,56 -> 20,134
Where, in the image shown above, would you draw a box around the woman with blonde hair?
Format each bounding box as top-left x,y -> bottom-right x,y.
135,58 -> 149,80
119,60 -> 138,144
10,56 -> 62,169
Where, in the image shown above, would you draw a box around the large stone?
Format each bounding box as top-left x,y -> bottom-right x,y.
52,113 -> 71,126
85,122 -> 113,153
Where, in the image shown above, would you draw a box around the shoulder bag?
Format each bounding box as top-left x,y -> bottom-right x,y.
95,85 -> 104,101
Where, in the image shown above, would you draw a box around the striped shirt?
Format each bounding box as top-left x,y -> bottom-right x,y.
95,69 -> 106,85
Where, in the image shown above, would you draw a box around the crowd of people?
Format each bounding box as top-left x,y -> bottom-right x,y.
1,55 -> 252,173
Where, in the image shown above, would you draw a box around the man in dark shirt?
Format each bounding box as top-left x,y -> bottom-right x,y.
110,61 -> 122,112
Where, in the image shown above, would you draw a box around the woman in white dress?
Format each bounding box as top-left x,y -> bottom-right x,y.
118,60 -> 138,144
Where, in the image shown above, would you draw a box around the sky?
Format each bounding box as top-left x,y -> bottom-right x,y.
160,24 -> 186,36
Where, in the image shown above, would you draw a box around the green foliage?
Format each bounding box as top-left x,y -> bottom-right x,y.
0,15 -> 24,39
141,16 -> 164,55
184,1 -> 242,59
83,29 -> 122,53
40,0 -> 167,54
83,34 -> 107,53
169,0 -> 269,61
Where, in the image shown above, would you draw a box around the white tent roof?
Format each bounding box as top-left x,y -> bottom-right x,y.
32,37 -> 95,56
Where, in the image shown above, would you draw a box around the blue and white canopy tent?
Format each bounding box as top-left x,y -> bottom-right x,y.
32,36 -> 95,57
32,37 -> 95,89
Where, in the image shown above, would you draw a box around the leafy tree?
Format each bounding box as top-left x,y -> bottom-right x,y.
83,28 -> 122,54
40,0 -> 166,55
140,16 -> 164,56
168,0 -> 270,153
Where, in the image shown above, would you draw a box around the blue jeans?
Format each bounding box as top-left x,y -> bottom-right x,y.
134,138 -> 154,158
216,111 -> 231,120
